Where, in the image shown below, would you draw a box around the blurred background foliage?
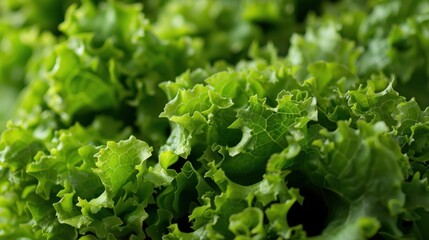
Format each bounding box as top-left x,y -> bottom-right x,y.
1,0 -> 428,132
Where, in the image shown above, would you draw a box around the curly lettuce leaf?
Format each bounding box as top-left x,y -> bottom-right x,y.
164,161 -> 304,239
312,121 -> 407,239
221,92 -> 317,184
94,136 -> 152,196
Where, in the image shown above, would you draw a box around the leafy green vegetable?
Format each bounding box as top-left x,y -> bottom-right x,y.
1,0 -> 429,239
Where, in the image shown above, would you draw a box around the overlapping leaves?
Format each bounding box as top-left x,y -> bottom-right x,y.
1,0 -> 429,239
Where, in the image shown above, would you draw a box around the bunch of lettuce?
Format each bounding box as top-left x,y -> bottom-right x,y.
1,0 -> 429,239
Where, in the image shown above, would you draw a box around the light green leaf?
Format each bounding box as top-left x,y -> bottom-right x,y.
94,136 -> 152,196
229,208 -> 265,239
221,91 -> 317,184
